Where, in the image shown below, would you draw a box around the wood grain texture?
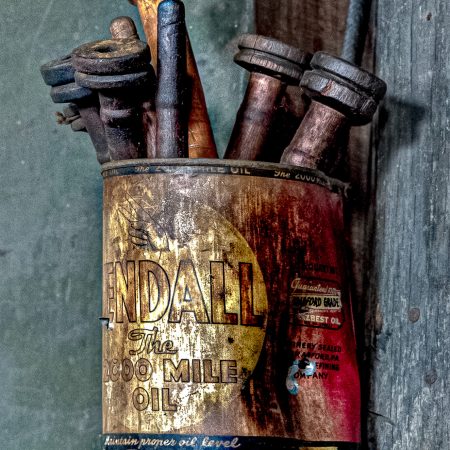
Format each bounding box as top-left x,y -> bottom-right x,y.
364,0 -> 450,448
255,0 -> 349,55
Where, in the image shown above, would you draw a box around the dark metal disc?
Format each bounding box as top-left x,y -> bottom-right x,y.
301,71 -> 378,125
72,38 -> 151,75
50,82 -> 93,103
40,55 -> 75,87
75,70 -> 151,90
311,52 -> 387,100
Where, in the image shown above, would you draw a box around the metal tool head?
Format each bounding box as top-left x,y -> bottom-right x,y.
235,34 -> 312,85
301,52 -> 387,125
70,117 -> 87,133
40,54 -> 75,87
72,38 -> 151,75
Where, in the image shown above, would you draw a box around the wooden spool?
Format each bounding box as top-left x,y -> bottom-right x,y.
224,34 -> 311,162
110,16 -> 157,159
281,52 -> 386,171
73,38 -> 153,161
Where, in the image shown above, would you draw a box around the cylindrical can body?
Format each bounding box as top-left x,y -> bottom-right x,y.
101,160 -> 360,449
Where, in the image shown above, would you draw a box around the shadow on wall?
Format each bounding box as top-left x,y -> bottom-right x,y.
362,95 -> 427,450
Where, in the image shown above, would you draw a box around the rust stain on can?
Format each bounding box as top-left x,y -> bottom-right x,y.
101,160 -> 359,446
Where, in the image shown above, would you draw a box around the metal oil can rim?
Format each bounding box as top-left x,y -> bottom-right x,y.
101,159 -> 348,195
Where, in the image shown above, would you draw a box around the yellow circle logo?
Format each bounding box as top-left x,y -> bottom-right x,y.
103,177 -> 268,433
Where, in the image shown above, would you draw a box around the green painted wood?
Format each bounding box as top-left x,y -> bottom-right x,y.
0,1 -> 252,448
365,0 -> 450,448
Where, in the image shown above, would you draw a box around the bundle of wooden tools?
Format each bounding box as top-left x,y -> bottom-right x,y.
40,2 -> 387,449
40,0 -> 386,176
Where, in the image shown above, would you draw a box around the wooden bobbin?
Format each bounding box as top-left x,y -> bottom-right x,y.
281,52 -> 386,171
127,0 -> 218,159
73,38 -> 154,161
224,34 -> 311,161
41,55 -> 110,164
110,16 -> 157,159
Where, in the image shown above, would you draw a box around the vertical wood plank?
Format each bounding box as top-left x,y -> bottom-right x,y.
255,0 -> 349,54
366,0 -> 450,448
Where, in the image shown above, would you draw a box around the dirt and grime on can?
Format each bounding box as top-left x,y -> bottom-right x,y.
101,160 -> 359,448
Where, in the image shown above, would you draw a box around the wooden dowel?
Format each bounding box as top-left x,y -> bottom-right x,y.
281,102 -> 349,170
155,0 -> 188,158
129,0 -> 218,158
225,73 -> 286,161
110,16 -> 157,159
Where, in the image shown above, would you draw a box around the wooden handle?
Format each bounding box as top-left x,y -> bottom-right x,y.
225,34 -> 311,161
155,0 -> 188,158
110,16 -> 157,159
280,101 -> 348,170
132,0 -> 218,158
224,72 -> 286,161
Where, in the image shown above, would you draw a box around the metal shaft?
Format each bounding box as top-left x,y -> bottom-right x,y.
342,0 -> 372,65
97,87 -> 146,160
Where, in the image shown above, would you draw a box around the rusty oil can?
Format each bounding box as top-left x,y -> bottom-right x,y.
100,159 -> 360,450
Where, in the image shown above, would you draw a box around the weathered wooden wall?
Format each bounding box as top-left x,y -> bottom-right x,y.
255,0 -> 449,449
255,0 -> 348,55
365,0 -> 449,448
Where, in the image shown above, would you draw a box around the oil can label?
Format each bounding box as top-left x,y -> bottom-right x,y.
103,178 -> 268,433
102,166 -> 359,443
291,278 -> 344,330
